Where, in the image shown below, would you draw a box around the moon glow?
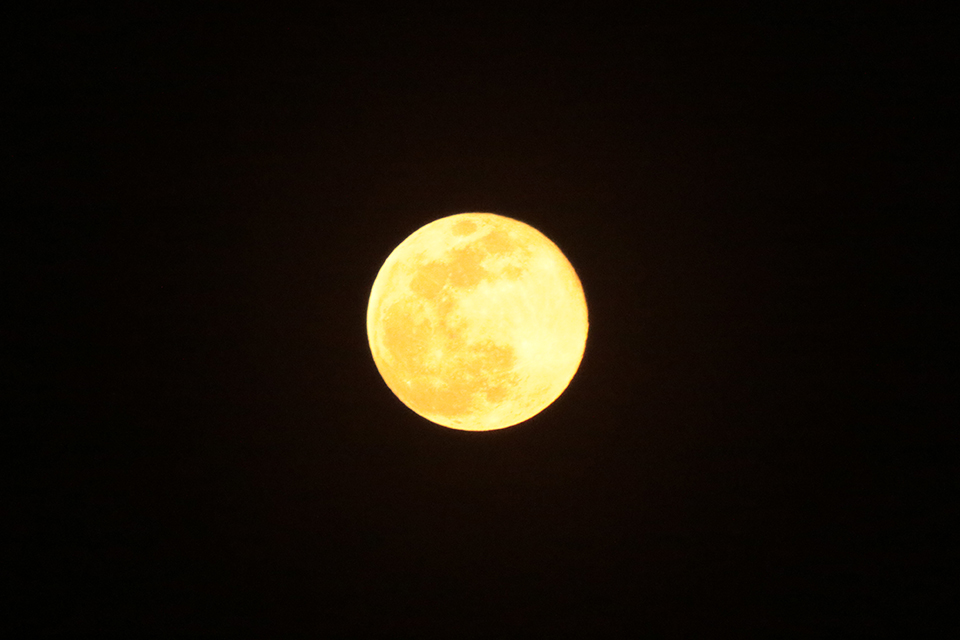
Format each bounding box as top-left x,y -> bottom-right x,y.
366,212 -> 588,431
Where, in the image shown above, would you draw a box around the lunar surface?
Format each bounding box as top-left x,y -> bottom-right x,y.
366,212 -> 588,431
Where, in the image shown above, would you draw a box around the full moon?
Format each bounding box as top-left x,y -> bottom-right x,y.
366,212 -> 588,431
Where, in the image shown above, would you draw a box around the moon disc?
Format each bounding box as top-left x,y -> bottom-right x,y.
366,212 -> 588,431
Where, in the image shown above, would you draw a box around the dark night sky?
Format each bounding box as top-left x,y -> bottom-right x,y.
9,5 -> 953,635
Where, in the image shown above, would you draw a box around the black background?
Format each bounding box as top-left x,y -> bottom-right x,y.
9,5 -> 953,635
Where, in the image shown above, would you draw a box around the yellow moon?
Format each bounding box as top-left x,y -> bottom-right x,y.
366,212 -> 588,431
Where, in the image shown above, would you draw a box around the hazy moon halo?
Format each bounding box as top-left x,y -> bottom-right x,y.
366,212 -> 588,431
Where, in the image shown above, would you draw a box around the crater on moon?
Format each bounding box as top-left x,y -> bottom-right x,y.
367,212 -> 588,431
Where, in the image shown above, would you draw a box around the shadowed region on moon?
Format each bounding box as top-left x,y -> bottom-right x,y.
367,212 -> 587,431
